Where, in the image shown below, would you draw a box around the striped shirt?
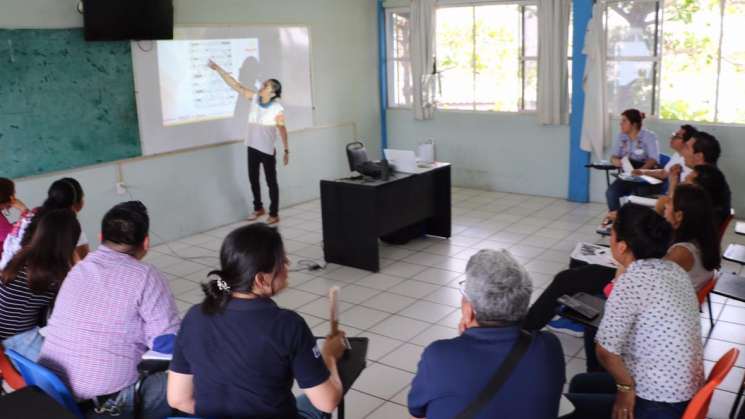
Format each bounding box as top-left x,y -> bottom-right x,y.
39,245 -> 180,399
0,268 -> 55,340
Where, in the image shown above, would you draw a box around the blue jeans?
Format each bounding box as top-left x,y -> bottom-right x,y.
3,327 -> 44,362
605,179 -> 662,211
564,372 -> 689,419
296,394 -> 332,419
86,372 -> 170,419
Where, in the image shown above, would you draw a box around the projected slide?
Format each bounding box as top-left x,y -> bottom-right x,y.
157,38 -> 259,126
132,26 -> 314,156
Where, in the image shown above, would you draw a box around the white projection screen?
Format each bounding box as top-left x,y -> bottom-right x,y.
132,26 -> 314,156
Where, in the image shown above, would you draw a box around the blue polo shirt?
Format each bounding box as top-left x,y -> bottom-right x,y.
170,298 -> 329,419
610,128 -> 660,163
408,326 -> 565,419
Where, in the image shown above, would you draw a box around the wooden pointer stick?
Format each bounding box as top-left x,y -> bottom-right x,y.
329,286 -> 340,335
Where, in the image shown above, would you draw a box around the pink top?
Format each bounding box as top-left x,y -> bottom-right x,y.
0,214 -> 12,258
39,245 -> 180,399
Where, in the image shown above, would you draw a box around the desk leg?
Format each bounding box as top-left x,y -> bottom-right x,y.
428,165 -> 451,238
324,234 -> 379,272
321,182 -> 381,272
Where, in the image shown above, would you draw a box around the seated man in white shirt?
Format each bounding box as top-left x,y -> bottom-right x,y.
631,124 -> 697,183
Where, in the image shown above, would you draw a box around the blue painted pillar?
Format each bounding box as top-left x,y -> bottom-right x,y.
568,0 -> 594,202
377,0 -> 389,154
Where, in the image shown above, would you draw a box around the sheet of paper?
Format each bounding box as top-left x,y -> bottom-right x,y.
621,156 -> 634,174
571,242 -> 618,269
142,350 -> 173,361
639,175 -> 663,185
628,195 -> 658,207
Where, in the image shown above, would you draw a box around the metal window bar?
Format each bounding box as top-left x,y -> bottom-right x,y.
650,0 -> 660,115
713,0 -> 726,122
520,5 -> 526,111
471,5 -> 477,111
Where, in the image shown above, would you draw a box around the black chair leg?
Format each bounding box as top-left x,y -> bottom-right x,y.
708,295 -> 715,330
337,398 -> 345,419
732,377 -> 745,419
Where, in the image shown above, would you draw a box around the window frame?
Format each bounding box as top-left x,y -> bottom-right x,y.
436,1 -> 539,114
603,0 -> 662,118
606,0 -> 745,126
386,7 -> 414,109
385,0 -> 540,114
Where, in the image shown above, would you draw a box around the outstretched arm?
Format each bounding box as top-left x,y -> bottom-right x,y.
207,60 -> 255,99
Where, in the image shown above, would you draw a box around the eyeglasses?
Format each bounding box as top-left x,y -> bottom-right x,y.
458,280 -> 477,314
670,132 -> 684,140
457,279 -> 467,297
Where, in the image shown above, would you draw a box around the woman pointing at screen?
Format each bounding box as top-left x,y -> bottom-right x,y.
208,59 -> 288,225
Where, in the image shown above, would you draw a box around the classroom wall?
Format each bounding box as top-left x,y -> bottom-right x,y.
1,0 -> 380,245
387,109 -> 571,198
389,109 -> 744,215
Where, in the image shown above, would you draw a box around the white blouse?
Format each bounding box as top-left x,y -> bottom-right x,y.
596,259 -> 704,403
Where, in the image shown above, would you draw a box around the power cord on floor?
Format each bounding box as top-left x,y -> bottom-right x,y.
123,188 -> 327,273
290,259 -> 327,273
124,189 -> 218,265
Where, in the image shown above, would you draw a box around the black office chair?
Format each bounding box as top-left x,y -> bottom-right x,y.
346,142 -> 370,172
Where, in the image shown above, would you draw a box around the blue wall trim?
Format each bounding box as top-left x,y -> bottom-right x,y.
377,0 -> 389,155
568,0 -> 594,202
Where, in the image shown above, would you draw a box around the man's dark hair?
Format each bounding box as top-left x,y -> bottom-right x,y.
101,201 -> 149,251
679,124 -> 698,141
692,131 -> 722,165
692,164 -> 731,227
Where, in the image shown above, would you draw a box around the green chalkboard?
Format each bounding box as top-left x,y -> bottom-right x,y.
0,29 -> 141,179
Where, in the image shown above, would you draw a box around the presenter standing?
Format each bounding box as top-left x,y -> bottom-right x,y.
208,60 -> 288,225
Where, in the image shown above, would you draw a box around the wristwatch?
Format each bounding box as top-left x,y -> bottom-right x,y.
616,383 -> 634,393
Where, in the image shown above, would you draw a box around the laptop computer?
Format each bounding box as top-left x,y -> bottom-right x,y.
383,149 -> 419,173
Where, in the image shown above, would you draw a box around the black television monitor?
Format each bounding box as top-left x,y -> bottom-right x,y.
84,0 -> 174,41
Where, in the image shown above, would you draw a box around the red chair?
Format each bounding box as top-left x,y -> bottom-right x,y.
698,275 -> 718,330
702,210 -> 736,331
682,348 -> 739,419
0,344 -> 25,393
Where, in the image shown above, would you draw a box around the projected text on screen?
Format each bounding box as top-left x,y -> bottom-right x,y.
157,38 -> 260,126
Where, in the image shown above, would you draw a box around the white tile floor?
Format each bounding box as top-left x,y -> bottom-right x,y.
147,188 -> 745,419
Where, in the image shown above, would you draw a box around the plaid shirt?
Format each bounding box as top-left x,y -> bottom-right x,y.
39,245 -> 180,399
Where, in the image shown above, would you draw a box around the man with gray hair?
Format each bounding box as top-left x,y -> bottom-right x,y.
408,249 -> 566,419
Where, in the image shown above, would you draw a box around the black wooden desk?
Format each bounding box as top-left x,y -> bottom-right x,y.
320,163 -> 451,272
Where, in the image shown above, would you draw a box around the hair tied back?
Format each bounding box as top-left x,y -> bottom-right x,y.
216,278 -> 231,293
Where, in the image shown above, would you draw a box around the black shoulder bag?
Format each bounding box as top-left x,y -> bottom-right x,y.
455,329 -> 535,419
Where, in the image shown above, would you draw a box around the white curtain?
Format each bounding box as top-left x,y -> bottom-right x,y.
410,0 -> 437,120
537,0 -> 571,125
580,2 -> 611,161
